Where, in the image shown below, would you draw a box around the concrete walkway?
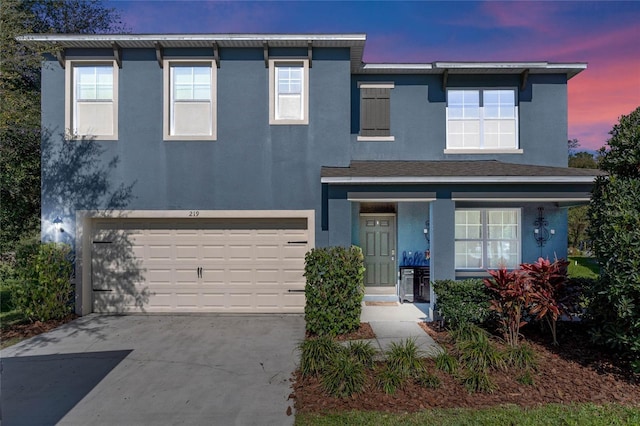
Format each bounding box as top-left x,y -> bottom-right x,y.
359,302 -> 442,357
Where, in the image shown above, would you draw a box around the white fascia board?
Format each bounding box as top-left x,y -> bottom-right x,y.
433,61 -> 587,72
321,176 -> 598,184
434,61 -> 548,69
17,33 -> 367,43
452,197 -> 591,202
362,63 -> 434,71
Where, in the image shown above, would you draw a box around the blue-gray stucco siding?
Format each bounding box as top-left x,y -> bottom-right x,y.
41,47 -> 352,245
41,43 -> 580,279
351,74 -> 568,167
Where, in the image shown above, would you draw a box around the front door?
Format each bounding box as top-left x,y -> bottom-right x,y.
359,214 -> 396,287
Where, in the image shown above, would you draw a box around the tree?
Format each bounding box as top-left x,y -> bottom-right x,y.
568,151 -> 598,169
566,139 -> 598,253
587,106 -> 640,371
568,138 -> 580,153
0,0 -> 127,252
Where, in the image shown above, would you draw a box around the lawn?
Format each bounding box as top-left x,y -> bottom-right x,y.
568,256 -> 599,279
296,403 -> 640,425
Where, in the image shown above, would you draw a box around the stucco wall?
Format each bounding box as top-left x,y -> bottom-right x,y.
41,47 -> 352,244
350,73 -> 569,167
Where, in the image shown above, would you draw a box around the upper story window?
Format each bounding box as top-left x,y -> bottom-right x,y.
358,82 -> 394,141
446,89 -> 519,153
163,60 -> 217,140
65,61 -> 118,140
455,208 -> 520,270
269,59 -> 309,125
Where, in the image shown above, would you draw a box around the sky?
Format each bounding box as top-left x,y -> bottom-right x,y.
111,0 -> 640,151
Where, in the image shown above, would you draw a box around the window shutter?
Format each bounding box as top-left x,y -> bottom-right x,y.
361,88 -> 390,137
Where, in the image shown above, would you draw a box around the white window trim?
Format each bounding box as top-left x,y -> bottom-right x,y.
445,88 -> 519,153
269,59 -> 309,125
163,59 -> 217,141
444,148 -> 523,154
455,208 -> 521,270
357,136 -> 396,142
65,60 -> 118,140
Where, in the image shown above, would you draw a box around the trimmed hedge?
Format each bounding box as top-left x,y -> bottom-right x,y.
11,242 -> 74,322
433,279 -> 492,329
304,246 -> 365,336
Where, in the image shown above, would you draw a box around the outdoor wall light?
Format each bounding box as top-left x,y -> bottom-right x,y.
53,216 -> 64,233
423,220 -> 430,244
533,207 -> 554,247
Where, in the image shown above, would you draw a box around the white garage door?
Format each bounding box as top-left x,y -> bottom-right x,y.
91,217 -> 310,313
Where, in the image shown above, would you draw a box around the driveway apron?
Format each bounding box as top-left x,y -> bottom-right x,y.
0,314 -> 305,426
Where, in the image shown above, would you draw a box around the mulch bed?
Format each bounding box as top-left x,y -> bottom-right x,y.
293,321 -> 640,413
306,322 -> 376,341
1,315 -> 76,343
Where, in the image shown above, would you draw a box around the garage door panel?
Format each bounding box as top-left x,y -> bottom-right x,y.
255,245 -> 279,259
148,245 -> 172,260
228,245 -> 253,260
282,293 -> 306,307
283,245 -> 308,259
175,245 -> 199,260
201,245 -> 225,260
92,216 -> 310,313
228,293 -> 253,307
255,269 -> 280,283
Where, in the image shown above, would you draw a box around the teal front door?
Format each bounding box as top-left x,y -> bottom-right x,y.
359,214 -> 396,287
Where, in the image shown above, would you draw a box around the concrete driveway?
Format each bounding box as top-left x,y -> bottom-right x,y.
0,314 -> 305,426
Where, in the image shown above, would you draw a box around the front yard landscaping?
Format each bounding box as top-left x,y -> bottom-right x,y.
292,321 -> 640,423
294,252 -> 639,423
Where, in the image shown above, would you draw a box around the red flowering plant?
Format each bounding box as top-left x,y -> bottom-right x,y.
520,257 -> 570,345
483,268 -> 531,348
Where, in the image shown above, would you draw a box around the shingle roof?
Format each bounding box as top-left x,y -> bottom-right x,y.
321,161 -> 604,183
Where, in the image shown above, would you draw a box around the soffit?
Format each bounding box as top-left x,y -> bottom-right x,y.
17,33 -> 367,71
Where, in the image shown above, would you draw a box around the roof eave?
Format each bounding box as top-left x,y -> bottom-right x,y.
320,176 -> 599,184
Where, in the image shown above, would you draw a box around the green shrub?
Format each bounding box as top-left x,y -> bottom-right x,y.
376,364 -> 405,395
587,107 -> 640,371
435,349 -> 458,375
504,342 -> 537,371
517,370 -> 535,386
455,328 -> 504,372
433,279 -> 492,329
462,369 -> 496,393
304,246 -> 365,336
414,369 -> 441,389
385,338 -> 425,377
448,322 -> 488,343
11,243 -> 73,322
321,350 -> 366,398
299,336 -> 342,377
346,340 -> 376,370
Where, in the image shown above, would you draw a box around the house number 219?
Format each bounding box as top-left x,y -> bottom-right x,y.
189,211 -> 200,217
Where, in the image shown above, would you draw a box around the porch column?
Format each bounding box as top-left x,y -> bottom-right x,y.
430,199 -> 456,282
429,199 -> 456,320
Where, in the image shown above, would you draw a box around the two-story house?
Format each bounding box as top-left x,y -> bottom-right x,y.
19,33 -> 600,319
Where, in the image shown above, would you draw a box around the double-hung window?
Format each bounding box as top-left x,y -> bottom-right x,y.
446,89 -> 518,151
455,208 -> 520,269
66,61 -> 118,139
269,59 -> 309,125
358,82 -> 394,141
164,60 -> 217,140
